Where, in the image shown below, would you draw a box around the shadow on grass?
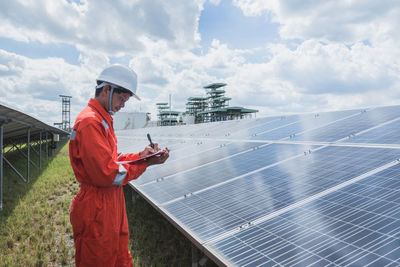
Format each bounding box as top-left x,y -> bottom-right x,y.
0,139 -> 69,225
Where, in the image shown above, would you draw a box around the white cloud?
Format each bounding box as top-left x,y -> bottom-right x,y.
1,0 -> 400,126
226,39 -> 400,113
232,0 -> 274,17
269,40 -> 399,94
0,49 -> 99,124
208,0 -> 222,5
0,0 -> 205,55
125,38 -> 250,113
0,50 -> 25,77
226,0 -> 400,114
2,34 -> 400,123
233,0 -> 400,43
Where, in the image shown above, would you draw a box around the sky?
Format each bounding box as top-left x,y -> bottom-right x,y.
1,0 -> 400,125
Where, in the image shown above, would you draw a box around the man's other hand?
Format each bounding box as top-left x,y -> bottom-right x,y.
139,142 -> 159,158
146,147 -> 170,166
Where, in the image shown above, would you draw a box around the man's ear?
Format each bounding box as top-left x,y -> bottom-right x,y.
101,85 -> 110,96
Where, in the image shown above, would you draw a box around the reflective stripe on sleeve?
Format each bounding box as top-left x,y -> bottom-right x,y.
70,130 -> 76,140
112,164 -> 127,186
101,120 -> 109,131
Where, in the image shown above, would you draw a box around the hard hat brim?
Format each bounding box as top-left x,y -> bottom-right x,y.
133,93 -> 141,101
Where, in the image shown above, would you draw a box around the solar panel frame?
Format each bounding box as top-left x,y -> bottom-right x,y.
0,103 -> 67,145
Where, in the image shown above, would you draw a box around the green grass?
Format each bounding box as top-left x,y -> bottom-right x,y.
0,142 -> 218,266
0,141 -> 76,266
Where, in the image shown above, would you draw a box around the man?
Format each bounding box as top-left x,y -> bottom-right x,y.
69,64 -> 169,266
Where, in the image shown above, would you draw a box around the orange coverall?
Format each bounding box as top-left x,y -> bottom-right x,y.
69,98 -> 147,267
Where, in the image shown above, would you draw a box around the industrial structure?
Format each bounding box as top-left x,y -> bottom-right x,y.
113,112 -> 150,130
158,83 -> 258,126
186,83 -> 258,124
156,103 -> 180,126
185,97 -> 208,124
54,95 -> 72,132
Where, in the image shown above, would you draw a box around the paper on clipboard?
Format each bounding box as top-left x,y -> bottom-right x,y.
116,149 -> 166,165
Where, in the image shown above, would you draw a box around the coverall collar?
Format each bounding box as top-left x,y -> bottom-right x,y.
88,98 -> 114,125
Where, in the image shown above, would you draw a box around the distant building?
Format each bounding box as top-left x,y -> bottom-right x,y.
156,103 -> 181,126
185,96 -> 208,124
157,83 -> 258,126
185,83 -> 258,123
113,112 -> 150,130
181,113 -> 195,125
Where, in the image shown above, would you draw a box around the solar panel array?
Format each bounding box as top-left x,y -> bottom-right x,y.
0,103 -> 68,210
0,103 -> 67,145
116,105 -> 400,266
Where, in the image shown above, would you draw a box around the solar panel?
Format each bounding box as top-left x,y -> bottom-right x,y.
209,163 -> 400,266
116,105 -> 400,266
161,146 -> 399,241
343,118 -> 400,145
250,109 -> 363,141
0,103 -> 68,210
134,141 -> 265,186
291,106 -> 400,142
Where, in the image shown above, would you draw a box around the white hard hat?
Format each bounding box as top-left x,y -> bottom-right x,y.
96,64 -> 140,100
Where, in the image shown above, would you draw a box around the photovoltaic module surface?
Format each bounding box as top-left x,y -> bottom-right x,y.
116,105 -> 400,266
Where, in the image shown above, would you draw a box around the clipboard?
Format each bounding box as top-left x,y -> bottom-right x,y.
116,149 -> 166,165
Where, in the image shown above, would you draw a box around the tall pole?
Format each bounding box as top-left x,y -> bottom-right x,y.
169,94 -> 171,113
169,94 -> 171,126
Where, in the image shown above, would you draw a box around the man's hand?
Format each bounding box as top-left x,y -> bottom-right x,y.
146,147 -> 169,167
139,143 -> 170,167
139,142 -> 159,158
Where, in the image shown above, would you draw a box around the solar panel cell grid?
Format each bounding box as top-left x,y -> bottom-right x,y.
291,106 -> 400,142
344,119 -> 400,145
231,115 -> 300,139
251,109 -> 361,141
138,143 -> 316,204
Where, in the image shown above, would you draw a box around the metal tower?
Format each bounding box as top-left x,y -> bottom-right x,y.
59,95 -> 72,132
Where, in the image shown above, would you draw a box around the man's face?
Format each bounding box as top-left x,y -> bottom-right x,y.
111,92 -> 131,113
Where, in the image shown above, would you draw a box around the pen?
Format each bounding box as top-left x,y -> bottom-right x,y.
147,133 -> 154,149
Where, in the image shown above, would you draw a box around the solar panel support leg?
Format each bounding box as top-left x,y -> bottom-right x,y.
132,190 -> 140,204
39,131 -> 42,170
46,132 -> 48,161
27,127 -> 30,182
192,245 -> 198,267
0,123 -> 3,210
12,141 -> 38,170
30,143 -> 40,158
2,156 -> 27,183
192,245 -> 208,267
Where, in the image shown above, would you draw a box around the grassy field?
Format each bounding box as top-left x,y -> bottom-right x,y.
0,141 -> 218,266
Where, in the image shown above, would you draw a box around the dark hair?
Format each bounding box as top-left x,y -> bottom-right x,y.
95,84 -> 133,97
